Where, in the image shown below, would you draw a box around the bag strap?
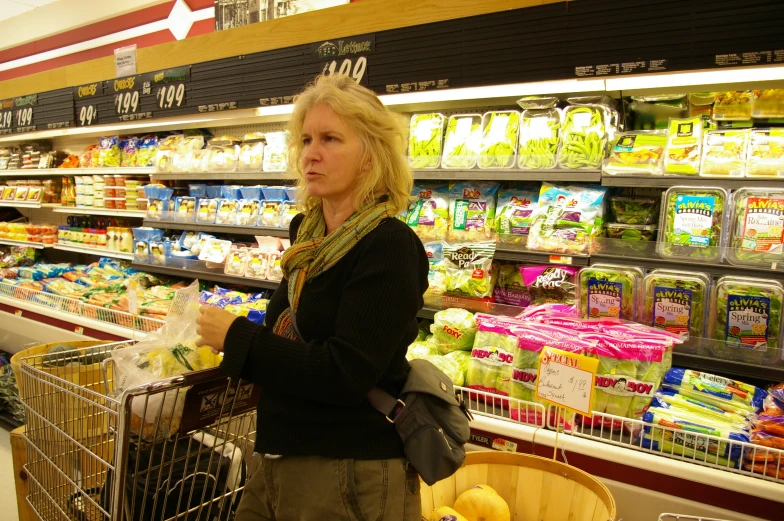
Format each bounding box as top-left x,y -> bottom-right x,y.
290,310 -> 405,423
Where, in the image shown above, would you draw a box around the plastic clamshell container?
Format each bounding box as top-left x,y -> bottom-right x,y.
245,249 -> 270,279
726,187 -> 784,268
642,269 -> 710,343
224,246 -> 249,276
408,113 -> 445,169
215,199 -> 239,225
663,117 -> 703,176
605,223 -> 657,241
752,89 -> 784,119
657,186 -> 728,262
441,114 -> 482,169
240,186 -> 263,200
699,129 -> 750,178
578,264 -> 642,321
518,108 -> 561,170
263,132 -> 289,172
746,129 -> 784,178
237,139 -> 265,172
712,91 -> 753,121
189,149 -> 210,173
280,201 -> 298,228
258,200 -> 283,227
207,144 -> 239,172
609,196 -> 659,225
477,110 -> 520,169
174,196 -> 196,222
558,105 -> 607,170
196,198 -> 219,224
236,199 -> 261,226
707,276 -> 784,354
155,150 -> 173,173
602,131 -> 667,176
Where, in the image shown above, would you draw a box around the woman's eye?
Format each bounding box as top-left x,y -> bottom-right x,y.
302,137 -> 311,145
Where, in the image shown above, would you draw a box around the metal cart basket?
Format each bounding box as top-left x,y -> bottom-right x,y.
15,341 -> 260,521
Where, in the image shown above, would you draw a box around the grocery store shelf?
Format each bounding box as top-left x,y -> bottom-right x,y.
131,262 -> 281,290
590,251 -> 784,280
151,171 -> 298,181
0,239 -> 51,249
601,174 -> 784,189
414,169 -> 601,182
144,219 -> 290,237
672,351 -> 784,386
0,167 -> 155,177
53,206 -> 146,218
495,244 -> 590,266
52,244 -> 134,260
0,200 -> 41,208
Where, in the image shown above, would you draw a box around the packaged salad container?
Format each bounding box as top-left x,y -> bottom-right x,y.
516,97 -> 561,170
752,89 -> 784,119
609,196 -> 659,225
477,111 -> 519,169
699,129 -> 750,177
578,264 -> 642,321
727,187 -> 784,267
558,105 -> 607,170
747,129 -> 784,178
657,186 -> 727,261
494,184 -> 539,244
408,113 -> 445,169
642,269 -> 710,348
605,223 -> 657,241
207,138 -> 240,172
713,91 -> 753,121
663,117 -> 703,175
404,183 -> 450,241
708,276 -> 784,362
603,131 -> 666,175
441,114 -> 482,169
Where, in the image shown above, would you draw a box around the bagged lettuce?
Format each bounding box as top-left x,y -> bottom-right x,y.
429,308 -> 477,354
423,241 -> 447,297
495,184 -> 540,244
527,183 -> 608,254
466,315 -> 517,397
423,355 -> 464,386
406,341 -> 439,360
448,182 -> 500,242
405,183 -> 450,241
522,265 -> 578,307
492,263 -> 529,308
443,242 -> 496,299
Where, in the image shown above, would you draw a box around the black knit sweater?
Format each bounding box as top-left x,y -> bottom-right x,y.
220,213 -> 429,459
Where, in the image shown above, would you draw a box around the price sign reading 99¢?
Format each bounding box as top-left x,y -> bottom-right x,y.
78,105 -> 98,126
536,346 -> 598,417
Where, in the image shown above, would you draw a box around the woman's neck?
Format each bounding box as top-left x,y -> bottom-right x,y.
322,195 -> 355,234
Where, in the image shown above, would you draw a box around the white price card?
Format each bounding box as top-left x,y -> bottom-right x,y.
536,346 -> 598,417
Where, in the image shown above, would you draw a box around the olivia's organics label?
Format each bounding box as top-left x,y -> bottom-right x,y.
652,286 -> 692,334
740,197 -> 784,254
726,294 -> 770,348
587,279 -> 622,318
674,195 -> 715,246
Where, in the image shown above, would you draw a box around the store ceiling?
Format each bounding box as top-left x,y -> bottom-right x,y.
0,0 -> 61,23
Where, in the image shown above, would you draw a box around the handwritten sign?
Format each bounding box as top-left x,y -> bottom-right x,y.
536,346 -> 598,417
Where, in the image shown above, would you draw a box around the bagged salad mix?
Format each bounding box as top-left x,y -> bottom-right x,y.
609,196 -> 659,225
494,184 -> 539,244
492,263 -> 529,308
441,114 -> 482,169
603,131 -> 666,176
664,117 -> 703,175
442,242 -> 496,300
657,186 -> 727,261
408,113 -> 445,169
448,182 -> 500,242
478,111 -> 519,169
527,183 -> 608,254
423,241 -> 447,297
516,97 -> 561,170
726,187 -> 784,267
405,183 -> 450,241
522,264 -> 579,307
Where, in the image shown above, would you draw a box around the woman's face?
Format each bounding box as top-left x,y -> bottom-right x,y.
300,104 -> 365,203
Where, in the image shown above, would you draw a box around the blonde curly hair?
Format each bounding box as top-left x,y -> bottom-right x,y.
287,74 -> 412,215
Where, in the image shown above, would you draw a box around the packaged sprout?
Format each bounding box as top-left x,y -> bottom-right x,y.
405,183 -> 450,241
699,129 -> 750,177
443,242 -> 496,300
441,114 -> 481,169
408,113 -> 445,169
516,97 -> 561,170
603,131 -> 666,175
259,200 -> 283,227
466,315 -> 516,397
429,308 -> 477,354
747,129 -> 784,178
447,182 -> 500,242
97,136 -> 120,167
752,89 -> 784,118
713,91 -> 753,121
657,186 -> 727,261
578,264 -> 642,321
609,196 -> 659,225
238,135 -> 265,172
558,105 -> 607,170
663,117 -> 703,175
477,110 -> 519,169
263,132 -> 289,172
727,187 -> 784,267
605,223 -> 657,241
708,276 -> 784,356
494,184 -> 539,244
527,183 -> 608,255
237,199 -> 261,226
642,269 -> 710,346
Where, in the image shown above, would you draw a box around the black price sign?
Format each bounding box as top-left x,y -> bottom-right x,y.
313,33 -> 374,86
15,107 -> 33,127
155,83 -> 186,110
114,91 -> 140,116
78,105 -> 98,126
0,109 -> 12,134
322,57 -> 368,85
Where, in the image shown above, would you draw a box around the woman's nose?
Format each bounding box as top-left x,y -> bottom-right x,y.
303,141 -> 321,163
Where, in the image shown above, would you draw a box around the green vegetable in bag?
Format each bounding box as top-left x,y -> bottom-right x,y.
478,111 -> 520,169
443,242 -> 497,299
429,308 -> 477,353
405,184 -> 450,241
423,355 -> 464,386
558,106 -> 607,169
609,196 -> 659,225
518,111 -> 560,169
579,265 -> 640,321
408,113 -> 446,169
406,341 -> 439,360
442,115 -> 482,168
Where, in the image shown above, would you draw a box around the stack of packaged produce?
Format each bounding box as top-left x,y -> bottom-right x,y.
405,308 -> 474,387
199,286 -> 269,325
600,194 -> 659,250
746,383 -> 784,478
0,223 -> 58,244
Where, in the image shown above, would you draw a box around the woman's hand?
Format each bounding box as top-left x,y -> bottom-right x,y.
196,305 -> 239,354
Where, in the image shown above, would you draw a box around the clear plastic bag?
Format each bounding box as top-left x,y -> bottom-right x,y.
558,105 -> 607,170
408,113 -> 445,169
441,114 -> 482,169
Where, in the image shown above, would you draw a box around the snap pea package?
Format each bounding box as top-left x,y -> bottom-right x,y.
478,111 -> 520,169
517,100 -> 561,170
441,114 -> 482,169
405,183 -> 450,241
408,113 -> 445,169
657,186 -> 727,261
527,183 -> 608,254
448,182 -> 500,242
494,184 -> 540,244
558,105 -> 608,170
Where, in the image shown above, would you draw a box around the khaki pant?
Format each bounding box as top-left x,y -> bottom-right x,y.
235,455 -> 422,521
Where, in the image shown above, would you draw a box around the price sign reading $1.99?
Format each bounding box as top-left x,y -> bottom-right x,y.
322,56 -> 368,85
155,83 -> 186,110
536,346 -> 598,417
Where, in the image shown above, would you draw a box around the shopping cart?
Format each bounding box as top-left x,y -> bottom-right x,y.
15,340 -> 260,521
659,514 -> 738,521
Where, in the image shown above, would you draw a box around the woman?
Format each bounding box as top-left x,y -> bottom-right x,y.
196,74 -> 429,521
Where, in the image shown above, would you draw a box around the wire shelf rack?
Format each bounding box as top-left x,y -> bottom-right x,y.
455,386 -> 549,429
0,281 -> 165,335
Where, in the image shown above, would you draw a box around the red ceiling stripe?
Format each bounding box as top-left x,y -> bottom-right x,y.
184,0 -> 215,10
0,1 -> 176,65
186,18 -> 215,39
0,29 -> 178,82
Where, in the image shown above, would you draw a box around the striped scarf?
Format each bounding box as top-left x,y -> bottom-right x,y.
272,199 -> 397,340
